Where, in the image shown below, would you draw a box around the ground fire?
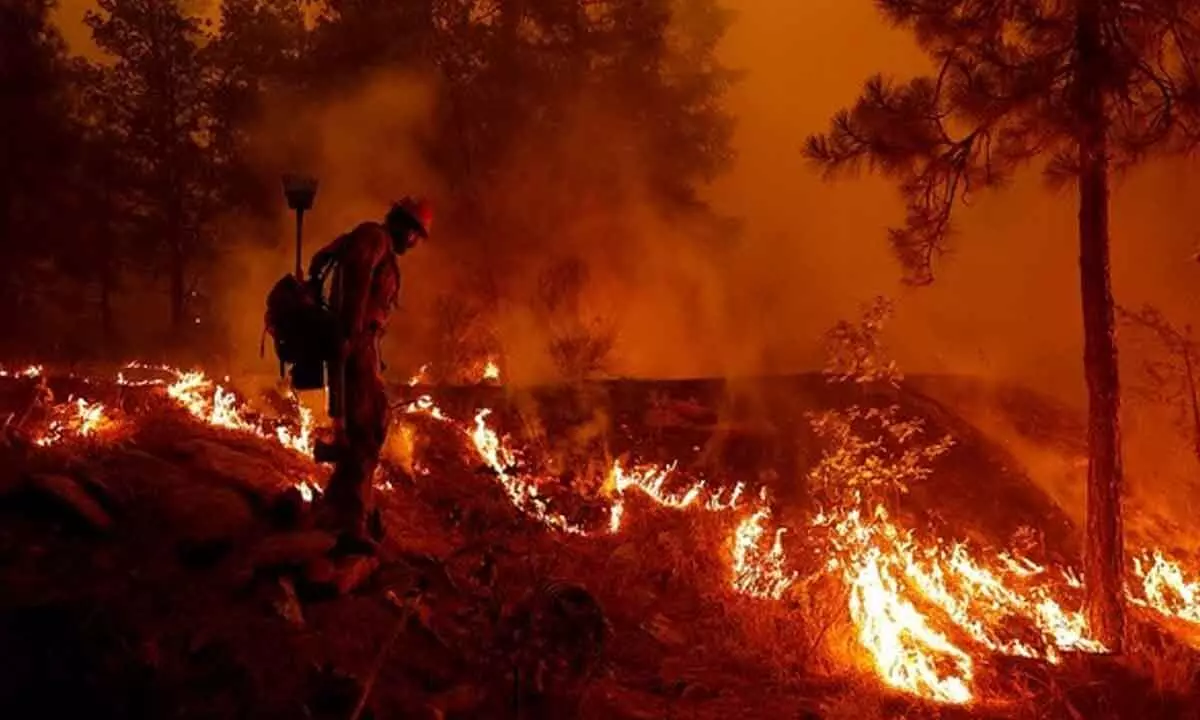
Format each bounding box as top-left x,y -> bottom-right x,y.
7,360 -> 1200,712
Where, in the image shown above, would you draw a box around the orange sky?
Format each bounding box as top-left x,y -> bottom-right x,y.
52,0 -> 1200,400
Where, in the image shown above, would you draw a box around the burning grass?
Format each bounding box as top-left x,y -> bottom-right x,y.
6,359 -> 1200,713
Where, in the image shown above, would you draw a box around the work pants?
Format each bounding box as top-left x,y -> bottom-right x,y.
324,333 -> 390,534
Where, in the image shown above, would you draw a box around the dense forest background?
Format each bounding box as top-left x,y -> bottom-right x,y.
1,0 -> 737,381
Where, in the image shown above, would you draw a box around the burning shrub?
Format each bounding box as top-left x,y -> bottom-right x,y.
809,295 -> 952,511
806,406 -> 954,511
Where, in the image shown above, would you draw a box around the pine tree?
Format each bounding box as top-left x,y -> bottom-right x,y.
206,0 -> 308,219
804,0 -> 1200,650
85,0 -> 213,337
0,0 -> 77,353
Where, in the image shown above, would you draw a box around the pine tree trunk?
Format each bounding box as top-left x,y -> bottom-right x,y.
100,270 -> 113,350
1076,0 -> 1125,652
170,241 -> 186,332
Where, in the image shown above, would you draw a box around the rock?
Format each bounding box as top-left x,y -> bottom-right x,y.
303,557 -> 338,586
248,530 -> 337,572
25,473 -> 112,531
88,449 -> 190,508
177,538 -> 234,568
160,484 -> 255,545
172,438 -> 293,497
299,555 -> 379,598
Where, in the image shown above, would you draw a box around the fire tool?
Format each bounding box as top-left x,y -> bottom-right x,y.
282,174 -> 319,279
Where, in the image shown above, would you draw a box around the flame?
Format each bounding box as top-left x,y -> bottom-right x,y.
404,393 -> 446,420
0,365 -> 44,379
16,361 -> 1200,708
296,480 -> 320,503
35,397 -> 120,447
732,502 -> 797,600
407,363 -> 430,387
468,408 -> 587,534
481,359 -> 500,382
1131,551 -> 1200,625
816,502 -> 1106,703
9,364 -> 315,486
163,370 -> 314,456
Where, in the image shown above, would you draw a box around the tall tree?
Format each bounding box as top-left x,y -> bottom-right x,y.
305,0 -> 736,237
0,0 -> 77,355
85,0 -> 213,337
804,0 -> 1200,650
206,0 -> 308,220
59,59 -> 129,353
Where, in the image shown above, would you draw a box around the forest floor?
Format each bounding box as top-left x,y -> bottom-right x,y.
0,370 -> 1198,719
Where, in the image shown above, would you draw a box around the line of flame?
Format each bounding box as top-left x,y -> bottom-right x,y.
11,362 -> 1200,707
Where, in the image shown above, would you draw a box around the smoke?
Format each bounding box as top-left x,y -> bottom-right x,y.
53,0 -> 1200,398
50,0 -> 1200,546
216,71 -> 438,385
711,0 -> 1200,406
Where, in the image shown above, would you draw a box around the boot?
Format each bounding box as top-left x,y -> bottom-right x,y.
311,496 -> 378,558
313,439 -> 344,464
313,421 -> 348,464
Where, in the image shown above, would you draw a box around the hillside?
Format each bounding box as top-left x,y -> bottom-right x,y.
0,367 -> 1197,719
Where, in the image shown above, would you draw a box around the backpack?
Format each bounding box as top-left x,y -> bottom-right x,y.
263,274 -> 339,389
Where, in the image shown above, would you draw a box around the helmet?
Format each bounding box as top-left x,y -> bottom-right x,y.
387,196 -> 433,238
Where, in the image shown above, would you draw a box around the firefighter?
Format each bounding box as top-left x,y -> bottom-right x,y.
306,197 -> 433,551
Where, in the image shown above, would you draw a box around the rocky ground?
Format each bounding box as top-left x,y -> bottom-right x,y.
0,372 -> 1197,719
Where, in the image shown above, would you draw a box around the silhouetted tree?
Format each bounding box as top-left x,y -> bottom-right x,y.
305,0 -> 736,235
85,0 -> 214,338
206,0 -> 308,220
59,60 -> 130,352
307,0 -> 434,82
805,0 -> 1200,650
1117,304 -> 1200,462
0,0 -> 78,354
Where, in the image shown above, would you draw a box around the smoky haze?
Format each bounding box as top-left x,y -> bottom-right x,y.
52,0 -> 1200,403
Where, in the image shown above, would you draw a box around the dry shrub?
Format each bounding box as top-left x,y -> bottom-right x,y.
427,289 -> 495,384
1125,621 -> 1200,697
819,678 -> 891,720
823,296 -> 901,387
534,257 -> 616,383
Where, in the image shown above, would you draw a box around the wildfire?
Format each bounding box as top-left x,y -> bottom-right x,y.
815,502 -> 1110,703
468,408 -> 587,534
407,364 -> 430,387
161,370 -> 315,456
607,461 -> 746,518
5,363 -> 315,458
1131,551 -> 1200,626
732,502 -> 796,600
13,361 -> 1200,709
0,365 -> 44,379
35,397 -> 119,447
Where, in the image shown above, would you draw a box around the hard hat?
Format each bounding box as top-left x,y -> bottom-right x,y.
387,196 -> 433,238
